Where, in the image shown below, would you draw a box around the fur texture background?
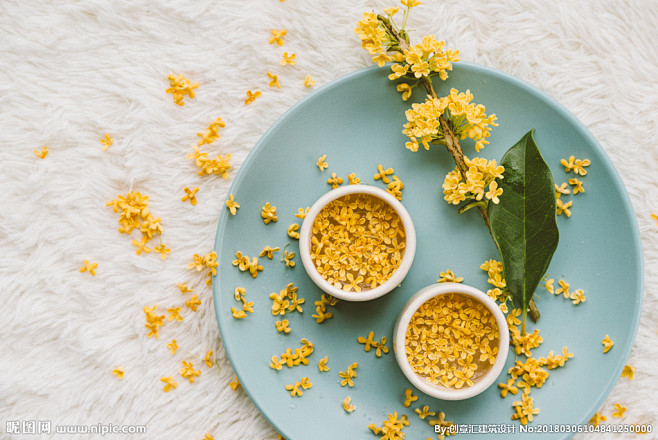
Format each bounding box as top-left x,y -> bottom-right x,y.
1,0 -> 656,439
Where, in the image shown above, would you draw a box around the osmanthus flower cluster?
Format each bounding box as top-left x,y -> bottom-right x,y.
355,0 -> 497,156
443,156 -> 504,206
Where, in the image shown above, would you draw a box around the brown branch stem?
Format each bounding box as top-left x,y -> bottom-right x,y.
378,14 -> 539,323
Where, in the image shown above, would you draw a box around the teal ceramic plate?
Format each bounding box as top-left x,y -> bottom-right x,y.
213,63 -> 642,440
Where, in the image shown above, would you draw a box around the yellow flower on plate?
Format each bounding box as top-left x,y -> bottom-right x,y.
276,319 -> 291,334
569,178 -> 585,194
262,202 -> 278,224
283,250 -> 295,267
544,278 -> 554,294
437,268 -> 463,283
316,154 -> 328,171
556,198 -> 573,217
342,396 -> 356,413
403,388 -> 418,407
269,29 -> 287,46
570,289 -> 586,305
555,279 -> 570,297
396,83 -> 412,101
287,223 -> 300,239
602,335 -> 614,353
225,194 -> 240,215
318,356 -> 329,372
414,405 -> 435,419
327,172 -> 343,188
295,207 -> 309,219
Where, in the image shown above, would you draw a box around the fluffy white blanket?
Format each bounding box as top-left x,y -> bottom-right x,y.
1,0 -> 656,439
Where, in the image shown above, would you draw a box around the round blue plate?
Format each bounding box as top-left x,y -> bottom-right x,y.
213,63 -> 642,440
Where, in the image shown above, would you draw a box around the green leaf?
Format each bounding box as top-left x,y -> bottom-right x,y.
487,130 -> 559,333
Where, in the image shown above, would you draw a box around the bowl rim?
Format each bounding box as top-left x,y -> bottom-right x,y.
393,282 -> 510,400
298,184 -> 416,302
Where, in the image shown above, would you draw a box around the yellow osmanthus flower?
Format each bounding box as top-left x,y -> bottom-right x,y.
338,362 -> 358,387
276,319 -> 291,334
652,213 -> 658,225
621,364 -> 635,380
556,198 -> 573,217
570,289 -> 586,305
197,117 -> 225,146
544,278 -> 554,294
80,259 -> 98,276
401,0 -> 422,7
229,376 -> 240,390
573,159 -> 591,176
182,186 -> 199,206
280,52 -> 296,66
232,307 -> 247,319
437,268 -> 463,283
555,182 -> 571,199
161,376 -> 178,392
498,378 -> 519,398
180,360 -> 201,383
269,29 -> 287,46
304,75 -> 315,87
188,251 -> 218,285
107,191 -> 163,255
512,393 -> 540,425
368,412 -> 410,439
589,411 -> 607,426
262,202 -> 278,224
602,335 -> 614,353
374,164 -> 394,183
569,178 -> 585,194
225,194 -> 239,215
395,34 -> 459,82
112,367 -> 124,379
167,339 -> 178,355
204,350 -> 214,368
132,236 -> 152,256
166,74 -> 198,106
285,382 -> 303,397
153,243 -> 170,260
348,173 -> 360,185
34,146 -> 48,159
357,331 -> 389,357
177,283 -> 192,294
168,307 -> 183,322
383,6 -> 400,16
316,154 -> 328,171
555,279 -> 570,298
283,250 -> 295,267
259,245 -> 280,259
313,294 -> 338,323
612,403 -> 626,418
287,223 -> 300,239
404,89 -> 497,152
318,356 -> 329,372
267,72 -> 280,89
354,12 -> 390,67
186,145 -> 232,179
186,295 -> 201,312
327,172 -> 343,188
415,405 -> 435,420
342,397 -> 356,413
397,83 -> 412,101
403,388 -> 418,408
144,305 -> 164,338
203,434 -> 214,440
245,90 -> 261,105
100,133 -> 113,151
295,207 -> 309,219
442,156 -> 504,205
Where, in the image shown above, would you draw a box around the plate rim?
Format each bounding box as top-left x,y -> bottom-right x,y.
213,62 -> 644,439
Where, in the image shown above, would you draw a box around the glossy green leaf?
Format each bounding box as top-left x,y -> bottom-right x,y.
487,130 -> 559,331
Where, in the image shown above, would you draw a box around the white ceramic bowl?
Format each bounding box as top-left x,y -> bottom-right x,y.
299,184 -> 416,302
393,282 -> 509,400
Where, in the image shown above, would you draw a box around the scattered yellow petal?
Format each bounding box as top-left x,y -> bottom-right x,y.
204,350 -> 214,368
182,186 -> 199,206
229,376 -> 241,391
342,396 -> 356,413
112,367 -> 124,379
288,223 -> 300,239
160,376 -> 178,392
269,29 -> 287,46
267,72 -> 281,89
621,364 -> 635,380
304,75 -> 316,87
245,90 -> 261,105
34,146 -> 48,159
167,339 -> 178,355
612,403 -> 626,418
80,259 -> 98,276
100,133 -> 113,151
281,52 -> 296,66
226,194 -> 240,215
602,335 -> 614,353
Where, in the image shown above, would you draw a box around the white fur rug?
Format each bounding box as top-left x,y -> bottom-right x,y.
1,0 -> 657,439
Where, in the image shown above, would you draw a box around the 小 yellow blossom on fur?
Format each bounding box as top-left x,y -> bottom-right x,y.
269,29 -> 287,46
161,376 -> 178,392
34,146 -> 49,159
112,367 -> 124,379
304,75 -> 315,87
100,133 -> 113,151
167,339 -> 179,355
166,74 -> 198,106
245,89 -> 261,105
182,187 -> 199,206
153,243 -> 170,260
621,364 -> 635,380
80,259 -> 98,276
267,72 -> 281,89
280,52 -> 296,65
